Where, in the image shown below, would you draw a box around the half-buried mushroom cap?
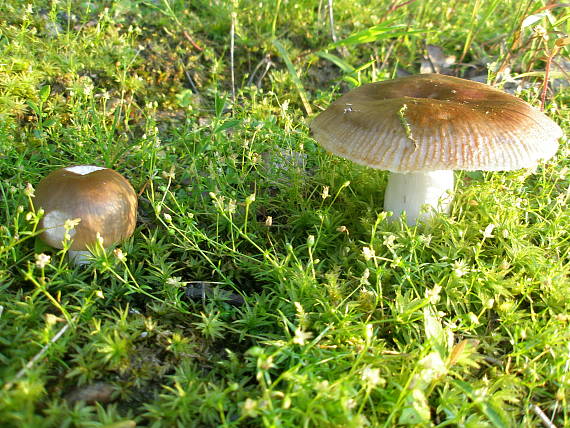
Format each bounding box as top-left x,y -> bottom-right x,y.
311,73 -> 562,172
34,165 -> 137,260
311,73 -> 563,224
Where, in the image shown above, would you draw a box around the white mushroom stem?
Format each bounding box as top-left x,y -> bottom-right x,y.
384,170 -> 454,224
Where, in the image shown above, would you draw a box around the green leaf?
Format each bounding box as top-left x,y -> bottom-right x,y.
424,307 -> 448,355
316,51 -> 355,74
39,85 -> 51,103
176,89 -> 195,108
316,52 -> 360,85
26,100 -> 40,115
215,119 -> 241,133
214,93 -> 227,118
43,118 -> 56,128
452,379 -> 511,428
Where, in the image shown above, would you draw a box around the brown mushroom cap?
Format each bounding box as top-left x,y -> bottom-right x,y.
311,74 -> 563,173
34,166 -> 137,250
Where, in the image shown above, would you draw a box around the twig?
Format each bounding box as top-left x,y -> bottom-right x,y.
328,0 -> 338,43
137,179 -> 150,198
256,57 -> 274,88
540,48 -> 555,111
378,40 -> 396,72
182,30 -> 203,51
181,60 -> 200,94
385,0 -> 419,17
423,41 -> 437,74
540,38 -> 569,111
327,0 -> 348,57
246,54 -> 270,87
230,11 -> 237,102
531,404 -> 557,428
551,344 -> 570,421
4,315 -> 78,391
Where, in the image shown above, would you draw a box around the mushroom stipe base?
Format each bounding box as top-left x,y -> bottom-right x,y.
384,170 -> 454,224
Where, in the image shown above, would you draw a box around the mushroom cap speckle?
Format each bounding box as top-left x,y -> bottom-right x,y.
34,166 -> 137,250
311,74 -> 563,173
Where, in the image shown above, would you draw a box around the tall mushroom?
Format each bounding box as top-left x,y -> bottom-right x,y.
33,165 -> 137,264
311,74 -> 563,224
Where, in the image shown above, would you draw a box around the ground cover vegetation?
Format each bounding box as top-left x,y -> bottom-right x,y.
0,0 -> 569,426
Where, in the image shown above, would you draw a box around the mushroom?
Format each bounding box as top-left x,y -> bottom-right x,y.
311,74 -> 563,224
33,165 -> 137,264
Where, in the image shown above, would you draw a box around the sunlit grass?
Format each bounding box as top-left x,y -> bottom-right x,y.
0,0 -> 568,426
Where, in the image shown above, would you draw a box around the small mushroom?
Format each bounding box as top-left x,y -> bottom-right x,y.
33,165 -> 137,264
311,74 -> 563,224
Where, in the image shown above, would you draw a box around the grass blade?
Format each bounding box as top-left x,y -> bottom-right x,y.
273,39 -> 313,115
326,22 -> 430,50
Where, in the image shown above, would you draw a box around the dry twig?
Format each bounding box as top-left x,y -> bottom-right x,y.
230,12 -> 237,102
531,404 -> 557,428
4,315 -> 78,391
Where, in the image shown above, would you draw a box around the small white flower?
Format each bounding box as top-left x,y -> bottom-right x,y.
162,167 -> 176,180
336,225 -> 348,234
418,234 -> 432,246
64,218 -> 81,231
425,284 -> 442,304
166,277 -> 186,287
346,398 -> 357,409
226,199 -> 237,214
361,366 -> 384,388
452,259 -> 469,278
246,193 -> 256,205
83,83 -> 94,96
418,352 -> 447,384
315,380 -> 330,392
96,232 -> 105,247
242,398 -> 259,418
45,313 -> 60,326
293,328 -> 313,345
482,223 -> 496,239
362,246 -> 375,261
24,183 -> 35,198
468,312 -> 479,325
35,253 -> 51,269
383,234 -> 397,249
113,248 -> 127,262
